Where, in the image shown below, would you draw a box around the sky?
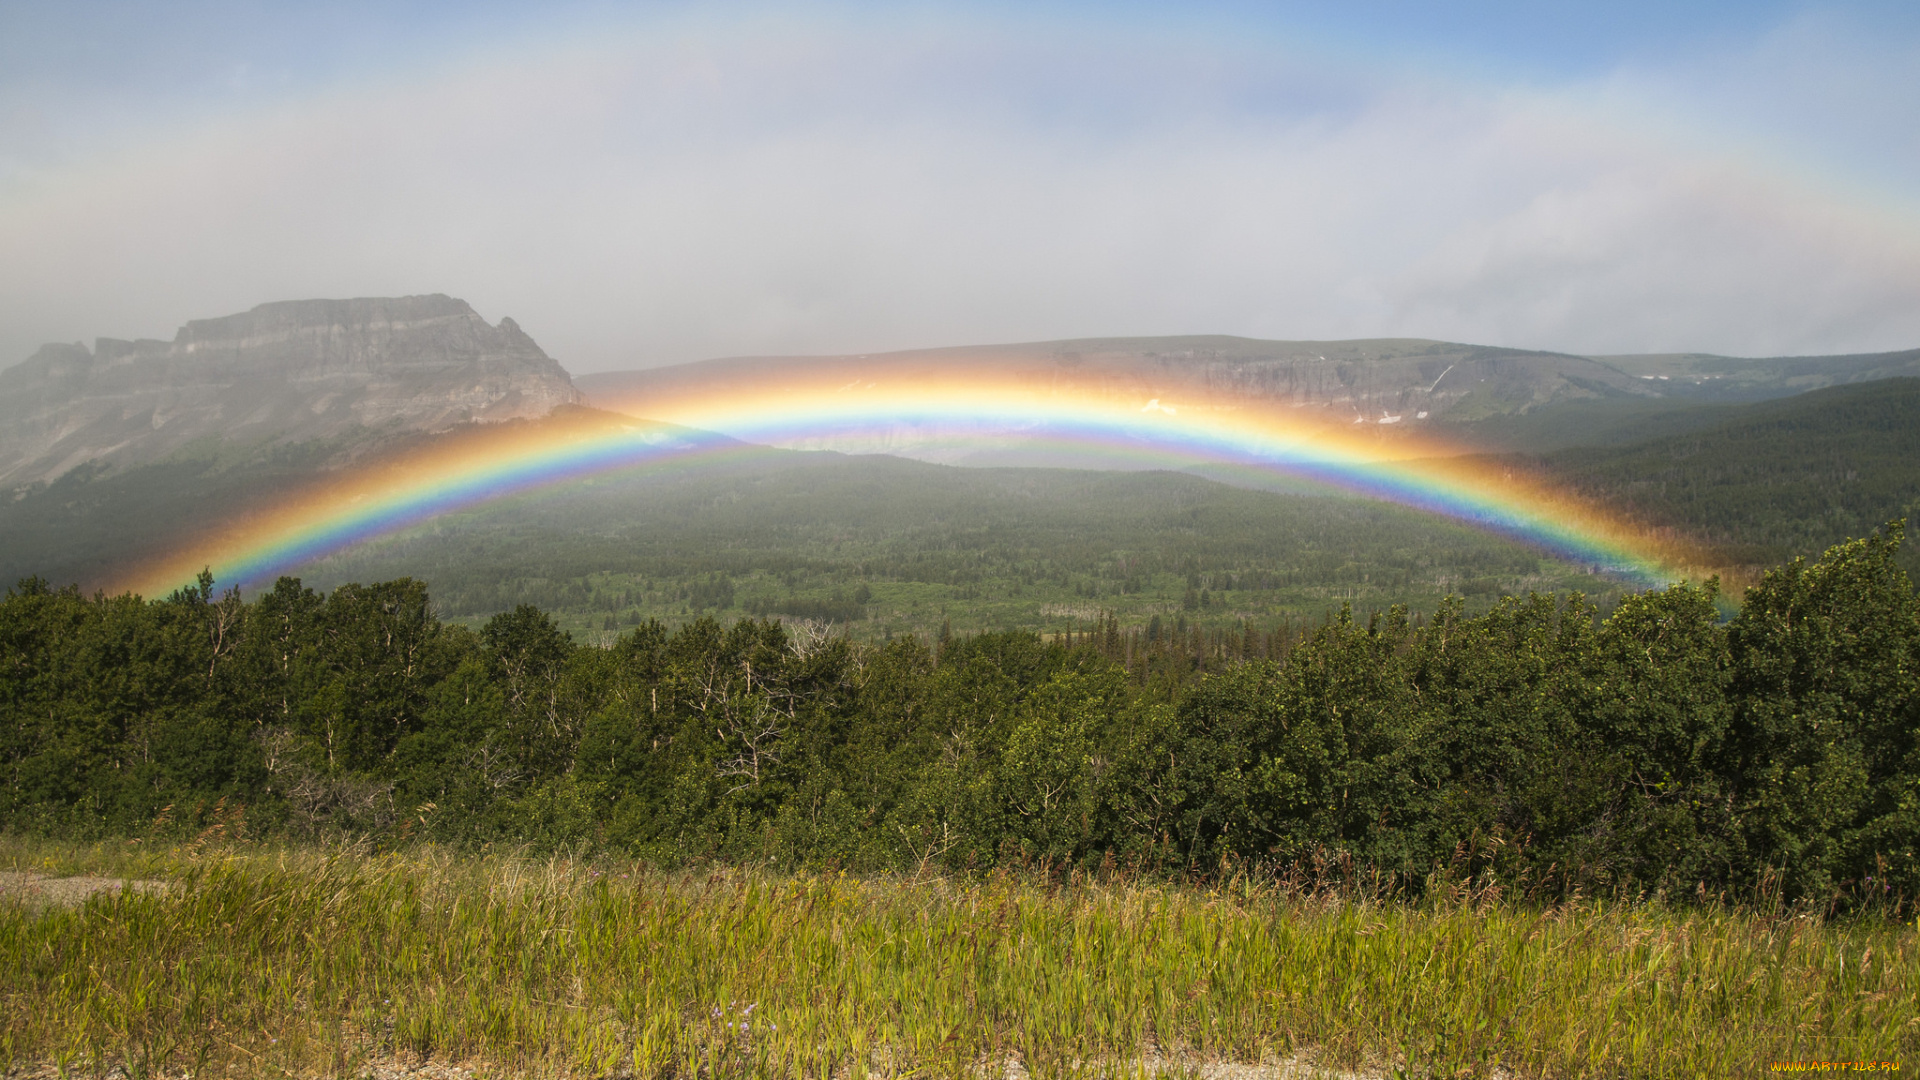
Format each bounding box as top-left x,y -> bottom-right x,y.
2,1 -> 1917,373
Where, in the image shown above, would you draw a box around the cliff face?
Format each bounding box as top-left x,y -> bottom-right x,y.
0,295 -> 580,486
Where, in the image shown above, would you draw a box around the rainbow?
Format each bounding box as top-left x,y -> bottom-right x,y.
124,381 -> 1693,598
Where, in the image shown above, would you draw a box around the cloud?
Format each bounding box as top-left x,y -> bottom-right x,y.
0,8 -> 1916,372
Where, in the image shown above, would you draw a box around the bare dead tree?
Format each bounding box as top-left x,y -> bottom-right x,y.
786,619 -> 835,660
686,652 -> 820,796
715,691 -> 793,795
206,586 -> 246,678
469,742 -> 527,792
899,820 -> 960,882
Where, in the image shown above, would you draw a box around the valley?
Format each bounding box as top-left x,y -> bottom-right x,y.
5,295 -> 1918,631
5,296 -> 1919,1077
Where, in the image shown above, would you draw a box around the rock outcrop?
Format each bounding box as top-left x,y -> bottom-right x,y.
0,295 -> 580,486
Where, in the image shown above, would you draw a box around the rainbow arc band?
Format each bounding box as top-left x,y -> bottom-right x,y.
125,384 -> 1687,598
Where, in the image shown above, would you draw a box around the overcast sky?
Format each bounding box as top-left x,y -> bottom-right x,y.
2,1 -> 1918,373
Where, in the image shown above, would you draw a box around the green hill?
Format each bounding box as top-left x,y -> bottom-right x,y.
1526,377 -> 1920,571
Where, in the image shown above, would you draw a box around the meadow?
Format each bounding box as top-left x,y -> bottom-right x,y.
6,468 -> 1919,1077
2,837 -> 1914,1079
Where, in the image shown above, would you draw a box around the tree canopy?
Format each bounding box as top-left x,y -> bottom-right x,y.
4,524 -> 1915,908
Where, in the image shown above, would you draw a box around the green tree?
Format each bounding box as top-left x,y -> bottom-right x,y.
1725,522 -> 1920,899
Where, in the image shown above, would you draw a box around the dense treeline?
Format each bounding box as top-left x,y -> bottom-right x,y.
4,525 -> 1916,907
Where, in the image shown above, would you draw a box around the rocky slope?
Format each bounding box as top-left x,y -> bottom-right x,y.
0,295 -> 580,487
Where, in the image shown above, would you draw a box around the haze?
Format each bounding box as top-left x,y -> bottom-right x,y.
2,0 -> 1918,373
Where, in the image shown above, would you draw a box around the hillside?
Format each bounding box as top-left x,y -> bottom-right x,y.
1526,378 -> 1920,570
253,378 -> 1920,635
1436,351 -> 1920,453
0,425 -> 441,593
578,337 -> 1659,464
0,295 -> 579,487
579,335 -> 1920,462
8,297 -> 1919,620
1594,346 -> 1920,401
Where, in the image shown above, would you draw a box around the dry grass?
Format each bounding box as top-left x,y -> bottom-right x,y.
0,837 -> 1913,1078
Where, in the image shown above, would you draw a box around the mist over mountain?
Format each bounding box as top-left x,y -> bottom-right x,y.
7,293 -> 1919,604
0,295 -> 580,487
577,335 -> 1920,464
579,336 -> 1658,425
13,293 -> 1919,490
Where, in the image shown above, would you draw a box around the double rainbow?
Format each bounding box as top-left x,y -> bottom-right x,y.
125,380 -> 1689,598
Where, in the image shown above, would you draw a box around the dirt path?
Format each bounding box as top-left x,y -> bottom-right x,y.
0,869 -> 170,907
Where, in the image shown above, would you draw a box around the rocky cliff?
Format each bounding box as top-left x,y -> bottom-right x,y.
0,295 -> 580,486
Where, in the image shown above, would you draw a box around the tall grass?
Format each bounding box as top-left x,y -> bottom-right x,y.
1,839 -> 1913,1078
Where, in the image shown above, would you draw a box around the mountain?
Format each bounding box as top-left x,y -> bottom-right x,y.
14,299 -> 1913,486
1441,347 -> 1920,453
577,337 -> 1658,462
577,336 -> 1920,461
0,295 -> 580,488
1591,346 -> 1920,401
8,296 -> 1917,607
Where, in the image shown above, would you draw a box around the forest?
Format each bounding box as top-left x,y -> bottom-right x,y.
5,520 -> 1915,909
314,457 -> 1593,641
1523,377 -> 1920,570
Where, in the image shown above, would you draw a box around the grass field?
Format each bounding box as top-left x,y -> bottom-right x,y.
1,839 -> 1914,1078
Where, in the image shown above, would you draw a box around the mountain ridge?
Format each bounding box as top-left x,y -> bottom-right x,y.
13,294 -> 1919,488
0,295 -> 581,488
576,334 -> 1659,428
576,333 -> 1920,464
